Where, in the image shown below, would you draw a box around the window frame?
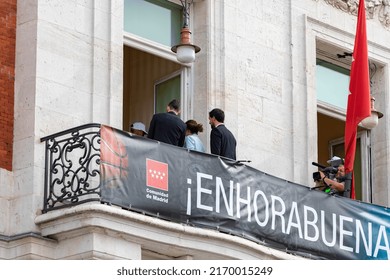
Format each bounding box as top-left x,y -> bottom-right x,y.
123,0 -> 195,122
316,42 -> 371,202
154,70 -> 182,114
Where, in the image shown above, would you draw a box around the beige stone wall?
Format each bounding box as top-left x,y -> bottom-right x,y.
10,0 -> 124,236
1,0 -> 390,259
193,0 -> 390,205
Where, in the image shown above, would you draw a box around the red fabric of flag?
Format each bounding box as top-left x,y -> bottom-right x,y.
344,0 -> 371,199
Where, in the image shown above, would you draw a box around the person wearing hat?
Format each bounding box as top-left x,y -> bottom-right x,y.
326,156 -> 344,167
130,122 -> 148,137
319,156 -> 346,195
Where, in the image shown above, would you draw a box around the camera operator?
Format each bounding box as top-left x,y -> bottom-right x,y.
319,164 -> 345,195
313,156 -> 346,195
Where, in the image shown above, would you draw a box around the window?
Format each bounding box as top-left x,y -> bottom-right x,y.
316,59 -> 350,110
155,72 -> 181,114
124,0 -> 181,47
122,0 -> 191,134
316,50 -> 369,202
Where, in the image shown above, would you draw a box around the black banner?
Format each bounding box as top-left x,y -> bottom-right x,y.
100,125 -> 390,260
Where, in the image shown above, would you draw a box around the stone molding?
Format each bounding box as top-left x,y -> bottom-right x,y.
35,203 -> 306,260
317,0 -> 390,29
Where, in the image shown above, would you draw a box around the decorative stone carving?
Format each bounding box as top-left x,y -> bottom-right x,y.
379,0 -> 390,26
319,0 -> 390,29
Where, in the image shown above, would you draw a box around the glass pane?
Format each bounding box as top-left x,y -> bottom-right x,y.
155,75 -> 181,114
124,0 -> 181,46
316,59 -> 350,110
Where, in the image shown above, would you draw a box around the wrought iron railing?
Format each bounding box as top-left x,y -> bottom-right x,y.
41,123 -> 101,213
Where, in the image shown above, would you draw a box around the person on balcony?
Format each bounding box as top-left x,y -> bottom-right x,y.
319,164 -> 346,195
184,119 -> 205,152
208,108 -> 237,160
129,122 -> 148,137
315,156 -> 346,196
147,99 -> 186,147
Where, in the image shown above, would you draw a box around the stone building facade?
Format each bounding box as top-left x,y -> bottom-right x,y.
0,0 -> 389,259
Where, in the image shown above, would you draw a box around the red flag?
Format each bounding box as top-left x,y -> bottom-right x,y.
344,0 -> 371,199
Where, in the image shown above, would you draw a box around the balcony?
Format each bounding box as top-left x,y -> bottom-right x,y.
37,124 -> 390,260
37,123 -> 299,260
40,123 -> 102,213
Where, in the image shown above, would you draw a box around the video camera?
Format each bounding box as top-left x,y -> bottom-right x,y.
312,156 -> 343,181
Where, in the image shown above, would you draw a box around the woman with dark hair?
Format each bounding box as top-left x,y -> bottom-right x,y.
184,119 -> 205,152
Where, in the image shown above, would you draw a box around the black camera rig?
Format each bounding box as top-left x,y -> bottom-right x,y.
311,158 -> 352,198
312,162 -> 338,181
312,156 -> 343,181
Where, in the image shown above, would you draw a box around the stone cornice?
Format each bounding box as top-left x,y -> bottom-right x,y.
35,203 -> 306,260
318,0 -> 390,29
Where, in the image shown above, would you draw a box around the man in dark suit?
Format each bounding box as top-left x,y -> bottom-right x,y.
208,108 -> 237,160
147,99 -> 186,147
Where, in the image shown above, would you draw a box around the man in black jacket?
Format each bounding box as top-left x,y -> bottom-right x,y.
147,99 -> 186,147
208,108 -> 237,160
